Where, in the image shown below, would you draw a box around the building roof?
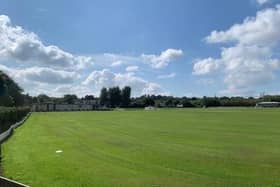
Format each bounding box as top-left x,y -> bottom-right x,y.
258,102 -> 280,104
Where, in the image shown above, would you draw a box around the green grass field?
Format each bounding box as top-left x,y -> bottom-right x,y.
2,109 -> 280,187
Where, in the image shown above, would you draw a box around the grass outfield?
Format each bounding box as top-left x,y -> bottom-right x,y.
2,109 -> 280,187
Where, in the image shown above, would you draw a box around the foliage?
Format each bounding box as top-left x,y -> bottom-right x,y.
181,99 -> 195,107
0,75 -> 6,96
100,86 -> 131,108
261,95 -> 280,102
144,96 -> 155,106
0,107 -> 30,133
83,95 -> 95,100
0,71 -> 24,107
62,94 -> 78,104
121,86 -> 131,107
130,95 -> 262,108
36,94 -> 51,104
99,87 -> 109,106
108,87 -> 122,107
202,97 -> 221,107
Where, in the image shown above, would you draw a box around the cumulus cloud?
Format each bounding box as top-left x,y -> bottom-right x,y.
193,58 -> 220,75
0,15 -> 179,96
0,15 -> 93,69
93,50 -> 182,69
0,64 -> 82,96
206,5 -> 280,45
194,5 -> 280,95
157,73 -> 176,79
256,0 -> 270,5
83,69 -> 163,96
141,49 -> 183,69
125,66 -> 139,72
0,64 -> 78,84
15,67 -> 79,84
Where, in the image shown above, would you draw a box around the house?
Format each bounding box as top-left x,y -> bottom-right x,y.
255,102 -> 280,108
145,106 -> 156,110
176,104 -> 184,108
32,103 -> 97,112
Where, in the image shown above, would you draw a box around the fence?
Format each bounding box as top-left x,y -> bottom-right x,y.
0,176 -> 30,187
0,112 -> 31,187
0,112 -> 31,143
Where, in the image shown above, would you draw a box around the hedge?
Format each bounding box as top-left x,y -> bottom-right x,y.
0,107 -> 30,134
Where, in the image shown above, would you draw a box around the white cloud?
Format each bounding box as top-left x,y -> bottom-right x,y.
53,85 -> 93,97
0,64 -> 11,73
157,73 -> 176,79
0,15 -> 93,69
15,67 -> 79,84
0,15 -> 179,97
91,53 -> 139,68
111,60 -> 125,67
256,0 -> 270,5
141,49 -> 183,69
125,66 -> 139,72
0,64 -> 82,96
194,5 -> 280,95
206,5 -> 280,45
83,69 -> 164,96
93,50 -> 183,69
193,58 -> 220,75
0,64 -> 78,84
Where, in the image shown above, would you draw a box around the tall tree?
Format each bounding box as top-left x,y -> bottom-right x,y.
0,75 -> 5,96
0,71 -> 24,106
108,87 -> 121,107
100,87 -> 108,106
0,75 -> 9,105
121,86 -> 131,107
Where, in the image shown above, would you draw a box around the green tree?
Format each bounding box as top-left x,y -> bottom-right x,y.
144,96 -> 155,107
121,86 -> 131,107
202,96 -> 221,107
0,71 -> 24,106
63,94 -> 78,104
108,87 -> 121,107
100,87 -> 109,106
0,74 -> 6,96
165,99 -> 173,107
84,95 -> 94,100
182,99 -> 194,107
37,94 -> 51,104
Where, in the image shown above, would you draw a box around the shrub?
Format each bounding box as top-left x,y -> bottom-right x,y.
0,107 -> 30,134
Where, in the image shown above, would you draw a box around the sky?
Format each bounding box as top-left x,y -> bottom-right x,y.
0,0 -> 280,97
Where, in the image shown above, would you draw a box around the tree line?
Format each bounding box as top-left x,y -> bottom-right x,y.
1,70 -> 280,108
129,95 -> 280,108
99,86 -> 131,107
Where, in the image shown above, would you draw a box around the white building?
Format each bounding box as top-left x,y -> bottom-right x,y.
32,103 -> 97,112
256,102 -> 280,108
144,106 -> 157,110
176,104 -> 184,108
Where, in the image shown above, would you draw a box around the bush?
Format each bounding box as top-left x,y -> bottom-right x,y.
0,107 -> 30,134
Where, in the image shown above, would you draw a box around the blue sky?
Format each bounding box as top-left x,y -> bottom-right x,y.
0,0 -> 280,97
